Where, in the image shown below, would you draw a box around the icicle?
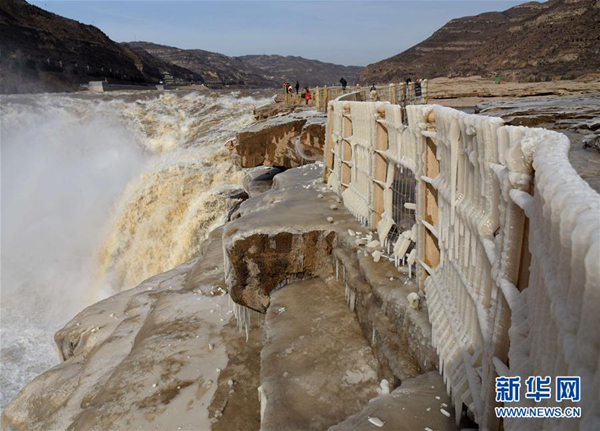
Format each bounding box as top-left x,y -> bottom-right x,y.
245,317 -> 249,342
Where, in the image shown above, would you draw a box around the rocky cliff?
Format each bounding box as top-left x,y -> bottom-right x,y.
2,110 -> 451,431
238,54 -> 362,87
125,42 -> 278,88
359,0 -> 600,83
0,0 -> 200,93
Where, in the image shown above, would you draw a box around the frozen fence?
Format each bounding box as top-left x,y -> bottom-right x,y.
283,81 -> 428,111
323,100 -> 600,430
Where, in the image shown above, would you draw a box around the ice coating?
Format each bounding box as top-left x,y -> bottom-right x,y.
324,99 -> 600,430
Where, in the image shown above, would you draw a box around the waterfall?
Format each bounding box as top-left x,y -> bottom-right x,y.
0,89 -> 272,407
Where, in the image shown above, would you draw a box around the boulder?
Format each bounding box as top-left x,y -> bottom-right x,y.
228,112 -> 326,169
253,102 -> 296,120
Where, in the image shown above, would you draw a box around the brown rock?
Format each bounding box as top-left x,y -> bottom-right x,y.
227,230 -> 337,313
253,102 -> 297,120
228,112 -> 326,168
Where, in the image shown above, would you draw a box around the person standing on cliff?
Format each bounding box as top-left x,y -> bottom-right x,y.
295,81 -> 300,94
339,77 -> 347,91
304,87 -> 311,105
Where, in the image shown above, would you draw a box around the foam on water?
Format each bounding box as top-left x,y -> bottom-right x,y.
0,89 -> 272,407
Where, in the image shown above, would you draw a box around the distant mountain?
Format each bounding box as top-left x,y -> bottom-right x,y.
359,0 -> 600,84
0,0 -> 200,93
237,55 -> 362,87
120,44 -> 203,84
125,43 -> 362,88
0,0 -> 361,93
126,42 -> 278,88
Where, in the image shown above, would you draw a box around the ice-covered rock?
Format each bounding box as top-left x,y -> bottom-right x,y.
2,228 -> 262,430
366,240 -> 380,249
328,372 -> 457,431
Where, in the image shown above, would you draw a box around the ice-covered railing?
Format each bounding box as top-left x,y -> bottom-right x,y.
323,100 -> 600,430
503,128 -> 600,431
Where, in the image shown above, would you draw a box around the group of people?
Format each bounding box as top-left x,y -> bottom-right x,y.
283,76 -> 425,106
283,80 -> 311,104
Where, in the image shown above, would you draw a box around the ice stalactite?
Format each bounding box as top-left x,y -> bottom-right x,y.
344,281 -> 356,312
230,294 -> 263,342
257,386 -> 267,423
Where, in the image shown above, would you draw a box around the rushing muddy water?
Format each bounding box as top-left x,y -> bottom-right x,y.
0,89 -> 273,407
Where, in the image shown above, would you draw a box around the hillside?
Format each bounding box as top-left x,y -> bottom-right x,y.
237,55 -> 362,87
120,44 -> 203,85
126,42 -> 278,88
0,0 -> 361,93
0,0 -> 200,93
359,0 -> 600,84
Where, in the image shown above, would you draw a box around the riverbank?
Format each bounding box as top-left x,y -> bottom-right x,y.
3,88 -> 599,430
1,102 -> 458,430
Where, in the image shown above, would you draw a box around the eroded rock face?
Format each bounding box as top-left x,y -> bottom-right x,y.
226,230 -> 336,313
224,163 -> 438,387
299,119 -> 326,161
242,166 -> 288,197
253,102 -> 296,120
227,112 -> 326,169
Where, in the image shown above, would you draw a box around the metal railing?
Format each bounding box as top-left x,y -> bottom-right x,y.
282,81 -> 428,112
323,100 -> 600,430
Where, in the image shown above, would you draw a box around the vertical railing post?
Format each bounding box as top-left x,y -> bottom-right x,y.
390,83 -> 397,105
372,104 -> 388,226
341,102 -> 352,192
419,110 -> 440,287
422,79 -> 429,104
407,82 -> 415,105
399,82 -> 406,107
324,101 -> 336,182
324,86 -> 330,112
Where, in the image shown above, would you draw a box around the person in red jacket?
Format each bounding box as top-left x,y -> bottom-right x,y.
304,87 -> 311,105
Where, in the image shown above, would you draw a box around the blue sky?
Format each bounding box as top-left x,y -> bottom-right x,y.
32,1 -> 525,66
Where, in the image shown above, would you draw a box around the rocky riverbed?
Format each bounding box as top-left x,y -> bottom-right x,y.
476,92 -> 600,193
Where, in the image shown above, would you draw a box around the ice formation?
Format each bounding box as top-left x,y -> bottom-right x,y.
324,99 -> 600,430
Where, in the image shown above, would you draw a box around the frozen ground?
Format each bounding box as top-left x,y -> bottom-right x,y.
261,277 -> 380,430
476,93 -> 600,193
329,372 -> 457,431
